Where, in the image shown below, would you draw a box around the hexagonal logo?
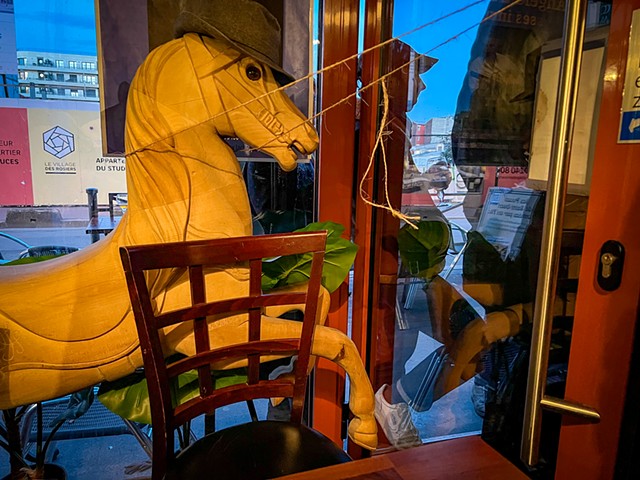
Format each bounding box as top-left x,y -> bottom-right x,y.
43,126 -> 75,159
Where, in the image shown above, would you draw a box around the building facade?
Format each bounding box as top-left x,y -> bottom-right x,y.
16,51 -> 99,102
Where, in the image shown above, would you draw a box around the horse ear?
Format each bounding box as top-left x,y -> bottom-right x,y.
183,33 -> 240,78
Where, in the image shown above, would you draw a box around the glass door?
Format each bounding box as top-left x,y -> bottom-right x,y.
355,1 -> 613,475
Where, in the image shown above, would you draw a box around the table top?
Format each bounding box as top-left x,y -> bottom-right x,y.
86,216 -> 121,235
279,435 -> 529,480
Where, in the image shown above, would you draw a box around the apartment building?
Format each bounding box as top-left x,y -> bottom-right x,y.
16,51 -> 99,102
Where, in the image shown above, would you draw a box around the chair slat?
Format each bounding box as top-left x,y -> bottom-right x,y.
172,380 -> 296,427
154,291 -> 308,329
165,339 -> 301,378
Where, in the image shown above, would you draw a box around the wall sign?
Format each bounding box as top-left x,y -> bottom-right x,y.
29,108 -> 126,205
0,107 -> 33,205
619,9 -> 640,143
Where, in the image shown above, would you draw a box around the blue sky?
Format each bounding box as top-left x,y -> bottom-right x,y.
14,0 -> 96,55
12,0 -> 486,123
393,0 -> 486,123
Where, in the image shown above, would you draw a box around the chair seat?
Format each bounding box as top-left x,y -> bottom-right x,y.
165,420 -> 351,480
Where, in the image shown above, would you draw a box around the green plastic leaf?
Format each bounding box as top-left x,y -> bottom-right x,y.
98,365 -> 247,425
398,219 -> 450,279
261,221 -> 358,293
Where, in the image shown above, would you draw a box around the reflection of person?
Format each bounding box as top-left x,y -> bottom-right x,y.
426,160 -> 452,203
105,81 -> 130,155
451,4 -> 565,227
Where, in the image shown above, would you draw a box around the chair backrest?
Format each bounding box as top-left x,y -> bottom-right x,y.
119,231 -> 327,469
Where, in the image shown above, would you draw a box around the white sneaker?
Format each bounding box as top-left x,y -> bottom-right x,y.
374,384 -> 422,449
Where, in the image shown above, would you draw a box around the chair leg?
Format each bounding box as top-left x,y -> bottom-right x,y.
247,400 -> 259,422
204,411 -> 216,435
122,418 -> 153,459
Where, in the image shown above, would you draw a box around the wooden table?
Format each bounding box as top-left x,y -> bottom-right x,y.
279,436 -> 529,480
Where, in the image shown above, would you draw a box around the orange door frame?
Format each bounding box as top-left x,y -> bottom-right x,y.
555,1 -> 640,477
314,0 -> 360,446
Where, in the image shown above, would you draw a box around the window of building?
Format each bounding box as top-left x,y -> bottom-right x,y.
68,60 -> 78,69
68,74 -> 78,82
86,89 -> 97,98
18,57 -> 26,65
55,59 -> 64,68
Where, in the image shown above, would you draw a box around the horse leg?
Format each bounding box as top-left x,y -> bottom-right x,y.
434,307 -> 521,399
258,317 -> 377,450
263,284 -> 331,374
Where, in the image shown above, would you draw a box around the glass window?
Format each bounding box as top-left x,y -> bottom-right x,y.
68,60 -> 78,68
55,59 -> 64,67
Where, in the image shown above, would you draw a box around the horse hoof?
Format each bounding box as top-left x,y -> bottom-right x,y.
348,415 -> 378,450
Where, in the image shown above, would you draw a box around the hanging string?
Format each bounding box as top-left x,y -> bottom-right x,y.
126,0 -> 524,157
358,79 -> 420,228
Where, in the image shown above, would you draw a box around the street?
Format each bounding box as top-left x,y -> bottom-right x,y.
0,226 -> 94,261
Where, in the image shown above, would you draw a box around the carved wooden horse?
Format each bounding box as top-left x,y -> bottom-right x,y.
0,33 -> 377,450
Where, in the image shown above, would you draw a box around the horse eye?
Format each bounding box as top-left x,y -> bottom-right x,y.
246,65 -> 262,81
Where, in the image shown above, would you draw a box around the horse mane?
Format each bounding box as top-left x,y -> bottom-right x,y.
125,39 -> 187,154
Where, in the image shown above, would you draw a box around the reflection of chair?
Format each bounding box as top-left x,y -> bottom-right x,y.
120,232 -> 351,480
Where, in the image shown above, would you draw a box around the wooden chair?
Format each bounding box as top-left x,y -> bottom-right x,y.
119,231 -> 351,480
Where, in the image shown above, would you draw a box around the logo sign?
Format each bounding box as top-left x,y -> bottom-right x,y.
43,126 -> 75,158
619,9 -> 640,143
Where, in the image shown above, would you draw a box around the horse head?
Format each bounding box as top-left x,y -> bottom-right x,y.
182,33 -> 319,171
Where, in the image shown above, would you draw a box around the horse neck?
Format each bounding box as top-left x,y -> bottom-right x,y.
124,123 -> 252,244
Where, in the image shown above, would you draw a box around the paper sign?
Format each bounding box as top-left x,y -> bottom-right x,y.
477,187 -> 543,261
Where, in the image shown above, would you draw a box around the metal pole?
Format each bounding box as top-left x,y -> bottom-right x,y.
86,187 -> 100,243
520,0 -> 595,467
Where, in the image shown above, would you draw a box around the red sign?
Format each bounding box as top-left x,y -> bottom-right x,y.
0,108 -> 33,205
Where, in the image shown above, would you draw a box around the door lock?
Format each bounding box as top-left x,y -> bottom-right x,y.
600,252 -> 616,279
597,241 -> 625,291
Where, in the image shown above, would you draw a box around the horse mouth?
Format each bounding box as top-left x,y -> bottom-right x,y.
291,138 -> 317,156
290,141 -> 308,156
